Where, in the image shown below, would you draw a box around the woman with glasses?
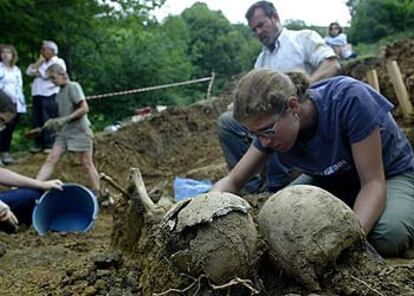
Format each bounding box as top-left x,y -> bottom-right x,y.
211,68 -> 414,258
0,90 -> 63,233
0,44 -> 26,164
324,22 -> 357,60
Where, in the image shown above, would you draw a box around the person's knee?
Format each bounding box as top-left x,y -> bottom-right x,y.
80,155 -> 94,170
0,188 -> 42,226
45,152 -> 61,164
217,111 -> 233,136
81,158 -> 92,169
369,219 -> 411,257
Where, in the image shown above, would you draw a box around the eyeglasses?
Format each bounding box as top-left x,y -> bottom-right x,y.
330,27 -> 339,31
249,109 -> 287,138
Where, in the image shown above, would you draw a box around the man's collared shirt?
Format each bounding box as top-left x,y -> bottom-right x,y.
254,28 -> 336,74
26,56 -> 66,97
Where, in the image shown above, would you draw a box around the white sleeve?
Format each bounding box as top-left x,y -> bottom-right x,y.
304,30 -> 337,69
325,34 -> 347,47
26,64 -> 38,76
17,67 -> 23,89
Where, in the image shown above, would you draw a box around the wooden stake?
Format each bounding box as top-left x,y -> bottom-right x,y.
206,71 -> 215,100
366,69 -> 380,92
386,60 -> 413,117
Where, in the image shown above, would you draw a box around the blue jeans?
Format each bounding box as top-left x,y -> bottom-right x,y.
217,111 -> 292,193
290,173 -> 414,257
0,188 -> 42,233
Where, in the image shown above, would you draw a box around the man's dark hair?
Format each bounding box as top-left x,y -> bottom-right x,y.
0,91 -> 16,115
245,1 -> 278,22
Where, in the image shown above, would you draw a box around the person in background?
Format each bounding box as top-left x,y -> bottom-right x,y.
0,44 -> 26,165
26,40 -> 66,154
217,1 -> 341,194
325,22 -> 357,60
0,90 -> 63,233
36,64 -> 100,199
212,68 -> 414,258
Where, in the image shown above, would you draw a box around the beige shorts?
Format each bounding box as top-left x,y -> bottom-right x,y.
54,129 -> 93,152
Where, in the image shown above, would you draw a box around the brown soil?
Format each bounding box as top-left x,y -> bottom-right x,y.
0,40 -> 414,296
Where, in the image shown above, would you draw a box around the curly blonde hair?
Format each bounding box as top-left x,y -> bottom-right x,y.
233,69 -> 310,123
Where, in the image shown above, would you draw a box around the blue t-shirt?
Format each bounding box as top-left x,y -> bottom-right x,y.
254,76 -> 414,181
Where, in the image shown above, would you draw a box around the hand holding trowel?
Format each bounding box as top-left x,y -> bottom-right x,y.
25,116 -> 70,138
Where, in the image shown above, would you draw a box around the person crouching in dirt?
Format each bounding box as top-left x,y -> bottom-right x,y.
211,68 -> 414,258
36,64 -> 100,198
0,90 -> 63,233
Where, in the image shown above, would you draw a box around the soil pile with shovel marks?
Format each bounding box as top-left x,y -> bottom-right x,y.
94,98 -> 230,191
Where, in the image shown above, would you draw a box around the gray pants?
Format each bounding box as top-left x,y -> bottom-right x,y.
290,173 -> 414,257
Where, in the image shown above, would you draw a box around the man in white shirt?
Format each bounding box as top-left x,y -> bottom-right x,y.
26,40 -> 66,153
217,1 -> 341,193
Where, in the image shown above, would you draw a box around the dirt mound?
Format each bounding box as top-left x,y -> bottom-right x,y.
10,97 -> 230,192
343,39 -> 414,123
94,98 -> 229,190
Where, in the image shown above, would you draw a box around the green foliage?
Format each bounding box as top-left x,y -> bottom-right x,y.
179,2 -> 260,95
345,0 -> 360,17
1,0 -> 413,152
349,0 -> 414,43
353,30 -> 414,57
285,20 -> 327,38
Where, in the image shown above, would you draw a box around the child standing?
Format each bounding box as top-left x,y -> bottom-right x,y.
36,64 -> 100,197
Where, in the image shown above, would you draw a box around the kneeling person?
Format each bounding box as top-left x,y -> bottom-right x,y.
0,90 -> 63,233
36,64 -> 100,197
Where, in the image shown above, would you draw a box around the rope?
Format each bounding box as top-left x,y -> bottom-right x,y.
85,76 -> 213,100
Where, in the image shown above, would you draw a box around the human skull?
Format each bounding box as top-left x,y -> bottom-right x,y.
159,192 -> 258,283
258,185 -> 364,291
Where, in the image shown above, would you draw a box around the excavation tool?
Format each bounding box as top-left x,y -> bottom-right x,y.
25,126 -> 45,139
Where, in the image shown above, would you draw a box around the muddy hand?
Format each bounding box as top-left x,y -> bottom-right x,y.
44,116 -> 70,131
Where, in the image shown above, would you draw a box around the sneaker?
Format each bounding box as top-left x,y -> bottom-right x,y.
1,152 -> 15,165
42,148 -> 52,154
30,147 -> 42,154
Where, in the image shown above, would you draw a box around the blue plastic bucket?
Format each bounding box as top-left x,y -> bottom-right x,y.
173,177 -> 213,201
32,183 -> 99,235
